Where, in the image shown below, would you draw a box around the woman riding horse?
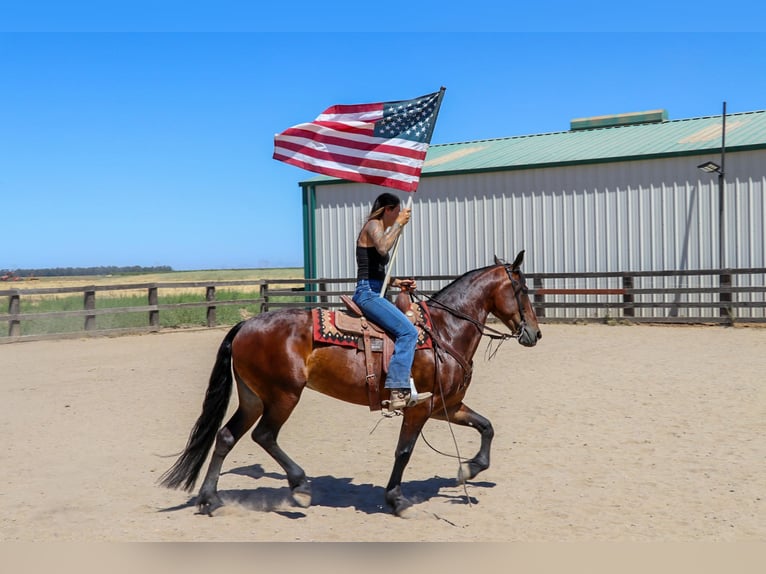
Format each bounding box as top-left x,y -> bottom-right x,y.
160,251 -> 541,517
352,192 -> 431,412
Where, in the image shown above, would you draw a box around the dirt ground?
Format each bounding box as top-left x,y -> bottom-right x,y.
1,322 -> 764,546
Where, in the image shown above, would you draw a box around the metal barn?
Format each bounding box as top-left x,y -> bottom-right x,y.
299,109 -> 766,320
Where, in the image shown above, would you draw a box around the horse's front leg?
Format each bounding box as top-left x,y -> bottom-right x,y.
432,403 -> 494,483
384,409 -> 430,517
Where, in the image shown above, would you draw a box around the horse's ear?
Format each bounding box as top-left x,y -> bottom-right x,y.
494,255 -> 506,266
511,250 -> 525,270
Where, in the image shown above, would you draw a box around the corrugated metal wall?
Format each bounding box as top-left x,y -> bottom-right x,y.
309,149 -> 765,319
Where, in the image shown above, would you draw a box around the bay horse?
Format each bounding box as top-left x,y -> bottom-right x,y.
160,251 -> 541,517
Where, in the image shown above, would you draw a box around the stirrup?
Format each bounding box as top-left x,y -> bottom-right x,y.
382,389 -> 433,412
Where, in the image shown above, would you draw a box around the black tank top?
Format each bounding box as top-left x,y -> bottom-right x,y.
356,245 -> 389,282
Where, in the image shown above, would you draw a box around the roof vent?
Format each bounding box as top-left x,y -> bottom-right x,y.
570,109 -> 668,131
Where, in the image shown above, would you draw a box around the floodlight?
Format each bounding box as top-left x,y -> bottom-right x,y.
697,161 -> 722,174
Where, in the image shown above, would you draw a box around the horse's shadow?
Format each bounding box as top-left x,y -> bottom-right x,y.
159,464 -> 495,517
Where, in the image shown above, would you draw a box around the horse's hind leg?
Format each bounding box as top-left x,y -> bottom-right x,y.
197,383 -> 263,515
432,403 -> 494,483
250,392 -> 312,508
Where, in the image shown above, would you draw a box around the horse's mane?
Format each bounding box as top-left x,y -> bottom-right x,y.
429,264 -> 496,304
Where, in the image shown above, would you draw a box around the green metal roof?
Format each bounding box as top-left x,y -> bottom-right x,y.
302,109 -> 766,185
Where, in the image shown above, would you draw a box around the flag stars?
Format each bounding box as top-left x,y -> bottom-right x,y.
375,93 -> 440,143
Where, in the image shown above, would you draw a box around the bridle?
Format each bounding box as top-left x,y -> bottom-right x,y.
501,263 -> 529,336
418,263 -> 528,342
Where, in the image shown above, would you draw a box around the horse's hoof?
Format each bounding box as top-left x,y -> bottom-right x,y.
196,493 -> 224,516
457,461 -> 472,484
395,501 -> 416,519
385,487 -> 413,517
291,484 -> 312,508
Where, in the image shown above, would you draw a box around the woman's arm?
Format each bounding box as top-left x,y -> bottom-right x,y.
361,209 -> 411,255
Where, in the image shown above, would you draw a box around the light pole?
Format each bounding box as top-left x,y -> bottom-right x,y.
696,101 -> 729,321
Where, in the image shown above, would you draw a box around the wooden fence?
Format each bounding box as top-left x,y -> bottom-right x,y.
527,268 -> 766,324
2,268 -> 764,342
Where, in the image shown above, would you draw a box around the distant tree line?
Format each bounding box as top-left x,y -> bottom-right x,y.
10,265 -> 174,277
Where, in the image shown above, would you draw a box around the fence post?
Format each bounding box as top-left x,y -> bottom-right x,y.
533,277 -> 545,319
622,276 -> 634,318
206,286 -> 216,327
720,273 -> 732,323
148,286 -> 159,329
8,292 -> 21,337
84,288 -> 96,331
259,281 -> 268,313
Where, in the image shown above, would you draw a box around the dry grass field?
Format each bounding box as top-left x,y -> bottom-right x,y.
8,268 -> 305,297
1,268 -> 309,337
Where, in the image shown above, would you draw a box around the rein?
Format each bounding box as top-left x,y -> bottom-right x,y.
406,266 -> 525,502
398,265 -> 527,503
415,263 -> 528,343
395,264 -> 524,385
423,294 -> 517,341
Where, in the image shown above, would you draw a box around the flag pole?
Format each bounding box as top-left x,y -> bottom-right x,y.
380,194 -> 413,297
379,86 -> 445,298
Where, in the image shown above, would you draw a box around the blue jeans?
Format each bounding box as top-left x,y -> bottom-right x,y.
352,279 -> 417,389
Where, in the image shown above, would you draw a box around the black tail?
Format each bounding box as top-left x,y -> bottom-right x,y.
159,321 -> 246,491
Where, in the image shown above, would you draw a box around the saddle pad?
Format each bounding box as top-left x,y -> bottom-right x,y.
312,308 -> 359,348
312,305 -> 433,350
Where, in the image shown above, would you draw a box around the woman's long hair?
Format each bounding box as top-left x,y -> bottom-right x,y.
367,192 -> 401,221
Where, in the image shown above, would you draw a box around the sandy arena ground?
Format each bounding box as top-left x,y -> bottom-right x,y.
0,323 -> 764,545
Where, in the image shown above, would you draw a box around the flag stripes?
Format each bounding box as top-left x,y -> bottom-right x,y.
273,89 -> 444,193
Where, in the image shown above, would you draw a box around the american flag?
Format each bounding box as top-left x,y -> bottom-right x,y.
273,89 -> 445,192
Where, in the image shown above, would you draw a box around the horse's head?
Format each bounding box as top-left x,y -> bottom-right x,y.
491,251 -> 542,347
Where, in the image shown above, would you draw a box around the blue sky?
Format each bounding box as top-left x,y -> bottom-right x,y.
2,2 -> 765,270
